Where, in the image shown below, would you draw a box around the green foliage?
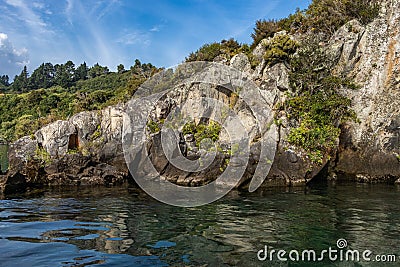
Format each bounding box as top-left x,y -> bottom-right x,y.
278,8 -> 308,33
91,125 -> 102,140
34,147 -> 51,164
251,19 -> 281,47
117,64 -> 125,73
182,120 -> 222,147
29,63 -> 55,90
0,75 -> 9,87
14,114 -> 39,140
186,38 -> 241,62
251,0 -> 380,47
0,63 -> 156,141
75,62 -> 89,81
186,43 -> 221,62
182,121 -> 196,135
67,148 -> 79,155
284,37 -> 358,163
306,0 -> 380,35
88,63 -> 109,79
54,61 -> 75,88
11,66 -> 29,92
147,120 -> 162,134
251,9 -> 307,48
263,34 -> 298,66
239,44 -> 260,69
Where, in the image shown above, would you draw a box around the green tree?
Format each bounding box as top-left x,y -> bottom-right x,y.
117,64 -> 125,73
88,63 -> 109,78
186,43 -> 222,62
29,63 -> 55,89
0,75 -> 9,86
11,66 -> 29,92
75,62 -> 88,81
130,59 -> 156,78
284,37 -> 357,162
54,61 -> 75,88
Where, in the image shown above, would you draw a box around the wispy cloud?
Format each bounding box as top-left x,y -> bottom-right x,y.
65,0 -> 74,24
150,25 -> 161,32
4,0 -> 52,35
0,32 -> 29,75
62,0 -> 117,68
32,2 -> 44,9
32,1 -> 52,15
96,0 -> 121,21
116,31 -> 151,46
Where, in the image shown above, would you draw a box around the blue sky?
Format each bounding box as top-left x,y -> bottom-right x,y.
0,0 -> 311,78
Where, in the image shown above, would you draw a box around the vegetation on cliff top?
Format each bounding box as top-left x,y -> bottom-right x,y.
251,0 -> 379,47
0,60 -> 158,141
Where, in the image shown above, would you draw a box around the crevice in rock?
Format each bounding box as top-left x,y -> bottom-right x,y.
349,30 -> 365,61
68,134 -> 79,150
159,162 -> 170,176
307,162 -> 329,185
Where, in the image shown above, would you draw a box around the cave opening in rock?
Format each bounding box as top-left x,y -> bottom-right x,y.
68,134 -> 79,150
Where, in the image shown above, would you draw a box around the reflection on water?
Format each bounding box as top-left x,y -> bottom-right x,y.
0,183 -> 400,266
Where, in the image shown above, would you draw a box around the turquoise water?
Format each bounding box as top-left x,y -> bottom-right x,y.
0,183 -> 400,266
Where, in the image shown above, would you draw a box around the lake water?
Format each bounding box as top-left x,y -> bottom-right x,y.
0,183 -> 399,266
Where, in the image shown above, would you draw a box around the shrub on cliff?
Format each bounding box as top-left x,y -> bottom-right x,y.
251,19 -> 281,48
283,37 -> 358,163
251,0 -> 380,47
186,38 -> 241,62
263,33 -> 299,66
182,120 -> 222,147
306,0 -> 380,36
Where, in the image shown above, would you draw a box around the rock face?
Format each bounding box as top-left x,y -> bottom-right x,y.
2,1 -> 400,193
1,106 -> 127,193
328,0 -> 400,182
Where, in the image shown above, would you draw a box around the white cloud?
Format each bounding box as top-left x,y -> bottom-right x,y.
0,32 -> 29,76
116,31 -> 151,46
150,26 -> 160,32
32,1 -> 52,15
32,2 -> 45,9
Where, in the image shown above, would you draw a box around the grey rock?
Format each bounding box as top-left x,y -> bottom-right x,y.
35,120 -> 76,157
230,53 -> 251,73
329,0 -> 400,180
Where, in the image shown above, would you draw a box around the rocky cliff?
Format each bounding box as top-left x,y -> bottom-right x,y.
1,0 -> 400,193
327,0 -> 400,182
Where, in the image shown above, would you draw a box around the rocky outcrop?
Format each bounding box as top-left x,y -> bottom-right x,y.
0,106 -> 127,193
327,0 -> 400,182
1,57 -> 323,192
2,1 -> 400,193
